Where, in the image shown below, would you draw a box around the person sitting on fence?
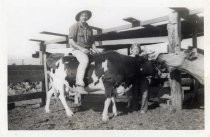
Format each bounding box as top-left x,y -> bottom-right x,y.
68,10 -> 100,94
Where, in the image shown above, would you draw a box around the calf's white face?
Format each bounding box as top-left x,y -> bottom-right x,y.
102,59 -> 108,72
114,84 -> 132,96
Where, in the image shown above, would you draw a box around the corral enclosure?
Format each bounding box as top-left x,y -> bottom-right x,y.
8,36 -> 203,65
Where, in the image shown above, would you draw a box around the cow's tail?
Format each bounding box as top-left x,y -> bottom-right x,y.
46,69 -> 56,92
47,70 -> 53,82
47,70 -> 51,77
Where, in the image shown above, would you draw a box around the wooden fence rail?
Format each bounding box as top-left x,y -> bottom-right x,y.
8,65 -> 46,105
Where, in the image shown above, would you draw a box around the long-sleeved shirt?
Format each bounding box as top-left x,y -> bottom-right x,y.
68,22 -> 94,49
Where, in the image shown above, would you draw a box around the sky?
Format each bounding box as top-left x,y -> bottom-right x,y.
3,0 -> 204,59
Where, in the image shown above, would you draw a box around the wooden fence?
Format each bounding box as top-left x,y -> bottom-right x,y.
8,65 -> 46,105
29,8 -> 203,110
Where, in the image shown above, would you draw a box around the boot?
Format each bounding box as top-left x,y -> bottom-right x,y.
75,85 -> 88,94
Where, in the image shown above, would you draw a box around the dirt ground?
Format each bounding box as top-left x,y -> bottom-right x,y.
8,94 -> 204,130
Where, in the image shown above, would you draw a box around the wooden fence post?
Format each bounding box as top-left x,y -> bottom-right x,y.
127,47 -> 130,55
167,11 -> 181,53
97,29 -> 102,46
66,36 -> 70,48
167,11 -> 183,110
40,42 -> 47,106
191,15 -> 198,54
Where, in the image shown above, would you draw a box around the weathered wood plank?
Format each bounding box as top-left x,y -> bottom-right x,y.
97,29 -> 102,46
167,11 -> 183,110
29,39 -> 44,42
43,53 -> 48,105
170,8 -> 203,18
101,36 -> 168,45
32,51 -> 39,58
197,48 -> 204,55
8,65 -> 44,83
167,12 -> 181,53
103,24 -> 133,33
123,17 -> 140,27
8,71 -> 44,83
89,26 -> 102,31
8,65 -> 43,70
98,43 -> 164,50
190,15 -> 198,49
142,15 -> 169,26
123,17 -> 140,23
8,92 -> 46,103
44,37 -> 66,45
169,69 -> 183,109
189,9 -> 203,15
40,31 -> 68,37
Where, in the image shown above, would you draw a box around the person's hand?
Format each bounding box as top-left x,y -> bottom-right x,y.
90,48 -> 100,55
82,49 -> 90,54
92,48 -> 100,54
91,44 -> 101,54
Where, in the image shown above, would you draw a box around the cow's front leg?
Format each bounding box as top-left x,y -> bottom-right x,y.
59,87 -> 74,117
45,88 -> 55,113
74,92 -> 81,106
102,98 -> 111,122
102,80 -> 115,122
111,97 -> 118,116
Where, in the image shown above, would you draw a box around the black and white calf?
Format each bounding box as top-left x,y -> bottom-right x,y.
45,51 -> 156,122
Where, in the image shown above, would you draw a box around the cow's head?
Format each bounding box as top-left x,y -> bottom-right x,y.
134,55 -> 158,78
114,84 -> 132,96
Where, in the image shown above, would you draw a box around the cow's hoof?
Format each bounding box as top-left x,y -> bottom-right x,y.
45,108 -> 51,113
73,102 -> 82,107
126,104 -> 131,109
102,115 -> 109,123
140,110 -> 146,114
66,111 -> 74,117
113,112 -> 118,117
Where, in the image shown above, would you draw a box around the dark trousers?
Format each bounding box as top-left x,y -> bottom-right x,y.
132,76 -> 149,111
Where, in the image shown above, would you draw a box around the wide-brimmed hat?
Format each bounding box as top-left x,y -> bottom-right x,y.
75,10 -> 92,21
